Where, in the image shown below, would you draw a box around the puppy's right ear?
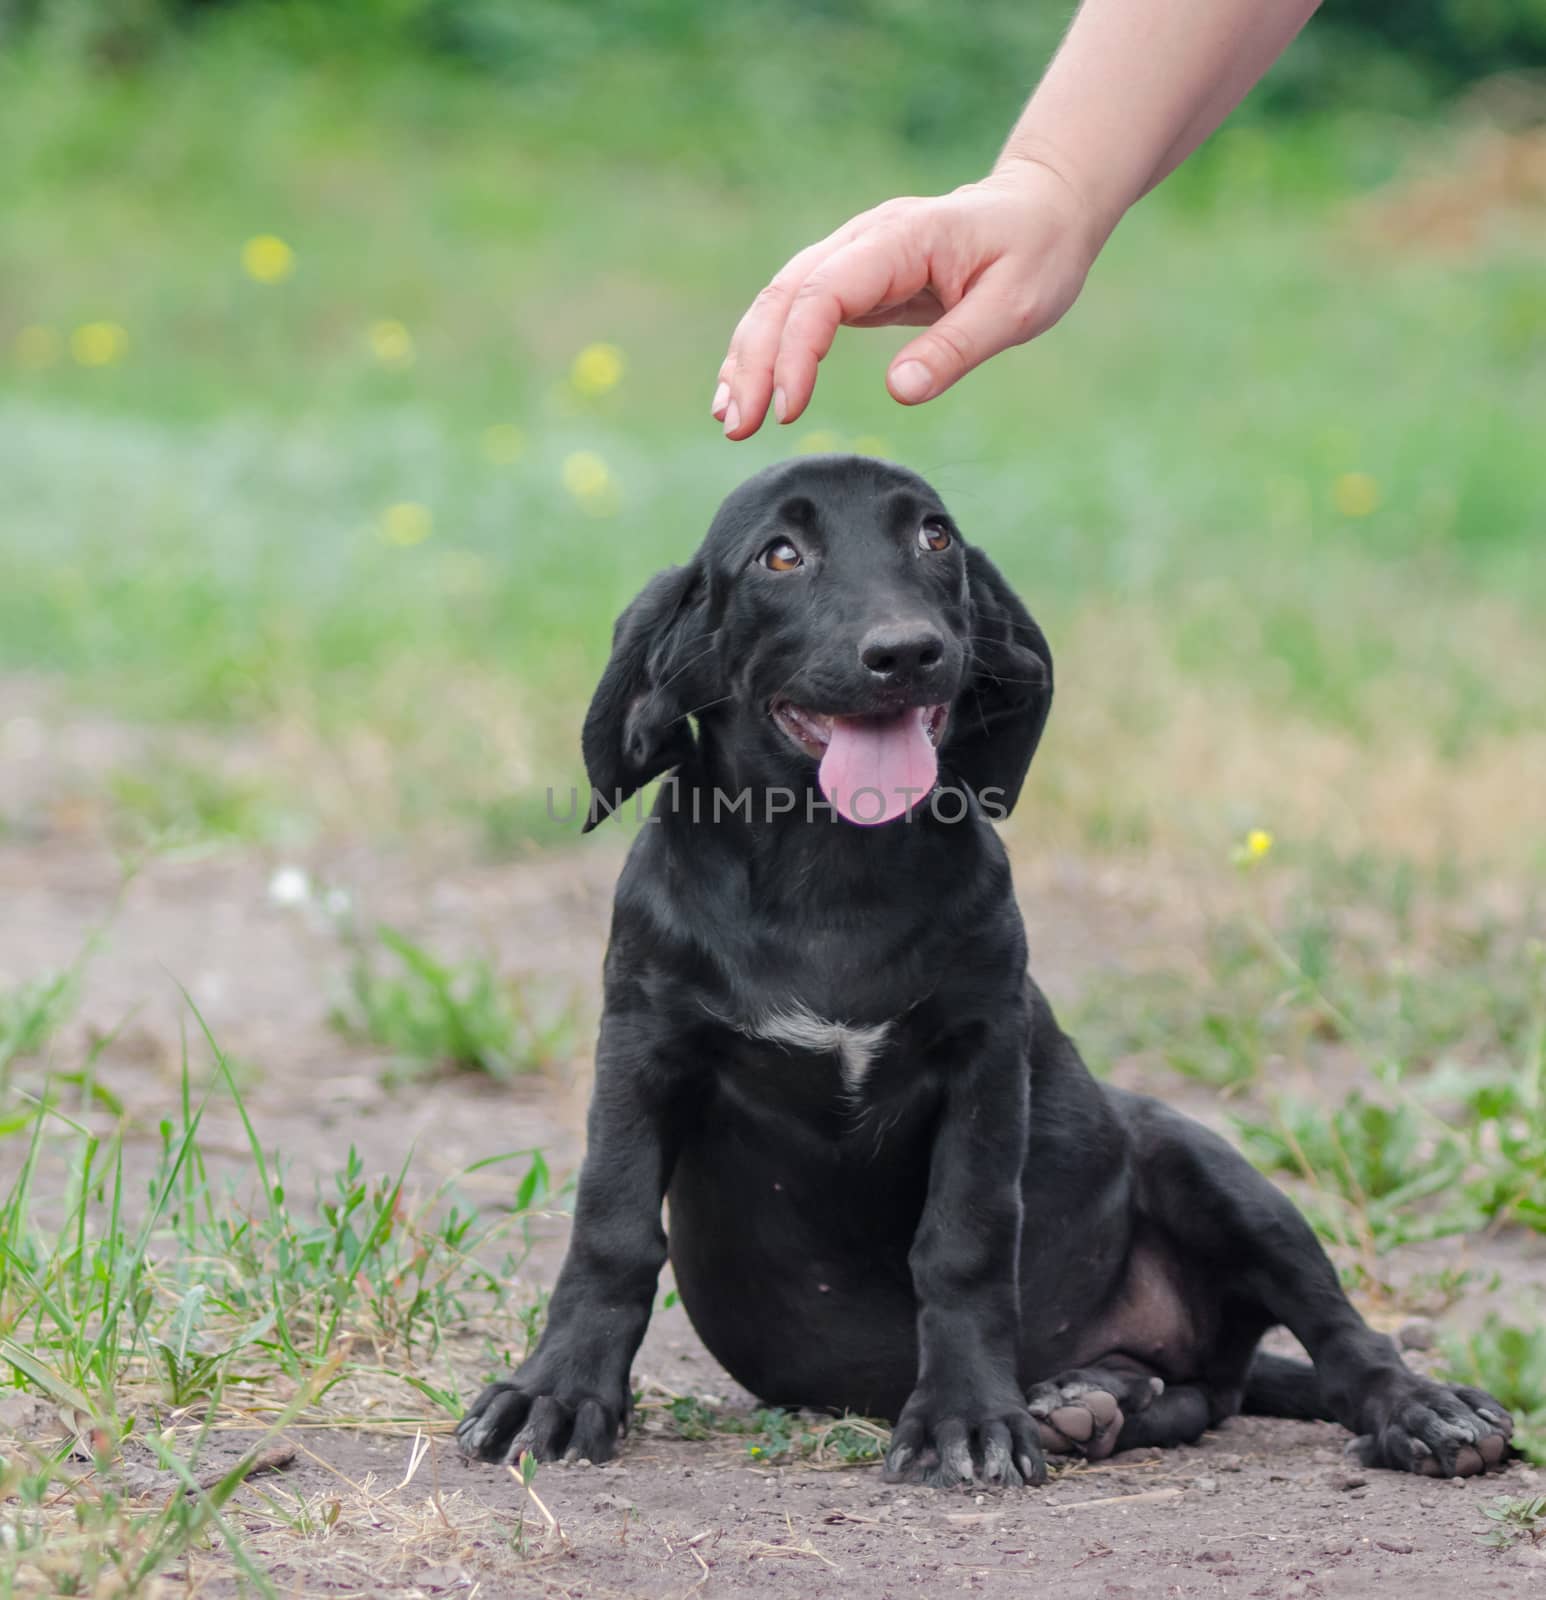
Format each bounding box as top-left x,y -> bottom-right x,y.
943,545 -> 1053,819
581,562 -> 712,831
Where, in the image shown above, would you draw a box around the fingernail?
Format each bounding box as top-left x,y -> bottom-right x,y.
723,399 -> 741,437
711,381 -> 729,419
890,360 -> 934,403
773,387 -> 787,423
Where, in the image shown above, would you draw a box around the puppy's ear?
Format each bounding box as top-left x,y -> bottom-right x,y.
943,546 -> 1053,819
581,562 -> 713,830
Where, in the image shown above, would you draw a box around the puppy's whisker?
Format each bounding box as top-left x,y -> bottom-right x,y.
764,666 -> 810,713
652,634 -> 719,691
670,693 -> 733,727
636,635 -> 721,714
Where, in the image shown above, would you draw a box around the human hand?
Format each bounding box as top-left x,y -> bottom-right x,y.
712,157 -> 1108,440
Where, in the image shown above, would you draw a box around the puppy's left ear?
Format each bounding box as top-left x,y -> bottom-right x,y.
942,545 -> 1053,819
581,562 -> 713,831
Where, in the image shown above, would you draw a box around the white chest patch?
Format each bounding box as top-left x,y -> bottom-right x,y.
743,1002 -> 892,1091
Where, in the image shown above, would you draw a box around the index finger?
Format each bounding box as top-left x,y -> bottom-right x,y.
717,215 -> 877,439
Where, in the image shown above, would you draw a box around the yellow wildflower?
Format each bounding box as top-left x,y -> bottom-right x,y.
380,502 -> 433,546
570,342 -> 625,398
1230,828 -> 1275,868
561,450 -> 619,516
241,235 -> 295,284
797,429 -> 841,455
70,322 -> 128,367
368,319 -> 415,369
1332,472 -> 1381,518
850,434 -> 892,458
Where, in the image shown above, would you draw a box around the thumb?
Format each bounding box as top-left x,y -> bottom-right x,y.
886,281 -> 1031,405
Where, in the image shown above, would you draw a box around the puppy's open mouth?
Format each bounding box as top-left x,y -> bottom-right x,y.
772,701 -> 947,826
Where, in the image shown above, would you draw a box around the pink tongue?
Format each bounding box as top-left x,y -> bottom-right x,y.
818,708 -> 938,826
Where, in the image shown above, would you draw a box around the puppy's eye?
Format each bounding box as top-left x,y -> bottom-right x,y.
759,539 -> 804,572
918,519 -> 952,553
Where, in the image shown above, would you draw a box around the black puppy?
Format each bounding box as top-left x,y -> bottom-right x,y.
458,455 -> 1513,1488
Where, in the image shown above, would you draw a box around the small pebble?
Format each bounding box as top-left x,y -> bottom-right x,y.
1376,1539 -> 1414,1555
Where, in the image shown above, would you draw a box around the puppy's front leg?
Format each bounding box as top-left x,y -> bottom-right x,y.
458,1008 -> 687,1466
884,1023 -> 1045,1489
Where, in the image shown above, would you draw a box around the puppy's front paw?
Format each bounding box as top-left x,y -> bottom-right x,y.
883,1388 -> 1045,1489
456,1374 -> 626,1466
1350,1378 -> 1513,1478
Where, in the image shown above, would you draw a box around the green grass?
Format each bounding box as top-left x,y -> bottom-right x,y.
1,29 -> 1544,863
1445,1315 -> 1546,1468
330,923 -> 575,1081
1075,850 -> 1546,1269
0,1002 -> 552,1594
1228,932 -> 1546,1257
1479,1492 -> 1546,1551
654,1395 -> 889,1468
0,968 -> 80,1089
106,757 -> 286,852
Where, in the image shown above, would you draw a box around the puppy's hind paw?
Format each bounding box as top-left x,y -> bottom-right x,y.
1026,1370 -> 1162,1462
1349,1379 -> 1514,1478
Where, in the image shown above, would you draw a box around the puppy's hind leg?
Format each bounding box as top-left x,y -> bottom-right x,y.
1242,1351 -> 1333,1422
1131,1099 -> 1514,1478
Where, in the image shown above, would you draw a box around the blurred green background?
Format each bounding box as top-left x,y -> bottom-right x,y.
2,0 -> 1544,867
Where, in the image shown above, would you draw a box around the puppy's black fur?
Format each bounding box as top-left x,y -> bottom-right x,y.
459,456 -> 1513,1488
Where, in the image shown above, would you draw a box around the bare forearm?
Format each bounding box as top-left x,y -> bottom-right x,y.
999,0 -> 1322,234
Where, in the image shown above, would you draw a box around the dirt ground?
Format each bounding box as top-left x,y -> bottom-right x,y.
3,694 -> 1544,1598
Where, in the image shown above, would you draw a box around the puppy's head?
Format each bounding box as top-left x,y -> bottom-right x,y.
582,455 -> 1052,829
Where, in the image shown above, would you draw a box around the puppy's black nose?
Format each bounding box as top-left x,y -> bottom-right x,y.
860,622 -> 945,685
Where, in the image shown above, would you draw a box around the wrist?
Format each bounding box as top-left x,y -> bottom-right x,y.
992,134 -> 1139,252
